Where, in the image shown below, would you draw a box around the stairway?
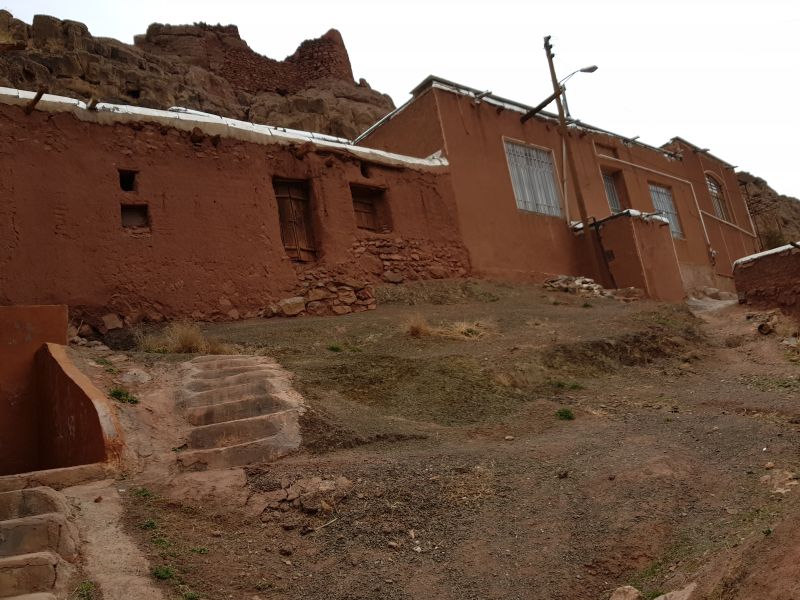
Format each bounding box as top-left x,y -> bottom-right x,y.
0,487 -> 78,599
175,356 -> 305,471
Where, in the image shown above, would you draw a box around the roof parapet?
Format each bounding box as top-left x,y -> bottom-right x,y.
0,87 -> 448,171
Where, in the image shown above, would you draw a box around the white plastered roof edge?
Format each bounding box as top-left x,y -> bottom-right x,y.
570,209 -> 671,231
355,76 -> 681,161
0,87 -> 448,171
733,241 -> 800,267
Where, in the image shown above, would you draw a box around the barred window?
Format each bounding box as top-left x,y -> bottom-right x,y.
504,141 -> 562,216
649,183 -> 683,239
706,174 -> 731,222
603,173 -> 623,214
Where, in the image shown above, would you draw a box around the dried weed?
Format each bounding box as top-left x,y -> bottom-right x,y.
403,315 -> 496,340
136,321 -> 237,355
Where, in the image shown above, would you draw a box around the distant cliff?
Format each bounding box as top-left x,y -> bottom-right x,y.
738,172 -> 800,250
0,11 -> 394,138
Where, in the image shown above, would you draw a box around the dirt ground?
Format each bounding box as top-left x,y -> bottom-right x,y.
94,281 -> 800,600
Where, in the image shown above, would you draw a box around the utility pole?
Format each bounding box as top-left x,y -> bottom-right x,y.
543,36 -> 608,284
543,35 -> 589,227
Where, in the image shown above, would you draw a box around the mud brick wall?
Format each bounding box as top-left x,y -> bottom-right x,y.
734,245 -> 800,319
0,104 -> 469,328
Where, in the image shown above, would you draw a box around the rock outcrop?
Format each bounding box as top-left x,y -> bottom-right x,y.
0,11 -> 394,138
738,172 -> 800,250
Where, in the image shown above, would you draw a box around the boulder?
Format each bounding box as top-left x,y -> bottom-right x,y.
610,586 -> 643,600
100,313 -> 123,332
278,296 -> 306,317
383,270 -> 404,284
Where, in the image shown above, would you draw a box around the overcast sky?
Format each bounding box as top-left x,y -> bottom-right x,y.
5,0 -> 799,197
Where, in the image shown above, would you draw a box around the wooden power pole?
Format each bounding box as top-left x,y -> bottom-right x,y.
542,36 -> 609,284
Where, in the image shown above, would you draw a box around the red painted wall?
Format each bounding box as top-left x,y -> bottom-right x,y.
357,89 -> 447,160
0,306 -> 67,475
359,85 -> 758,293
599,217 -> 685,302
35,344 -> 111,470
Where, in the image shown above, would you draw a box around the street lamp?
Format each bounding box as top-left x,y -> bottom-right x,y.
560,65 -> 598,118
520,64 -> 597,123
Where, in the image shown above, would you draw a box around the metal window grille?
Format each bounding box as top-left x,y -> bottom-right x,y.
648,183 -> 683,239
273,180 -> 316,262
706,175 -> 730,222
504,141 -> 562,217
603,173 -> 622,213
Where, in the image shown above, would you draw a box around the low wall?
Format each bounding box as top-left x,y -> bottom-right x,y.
0,306 -> 67,475
35,344 -> 121,470
734,243 -> 800,319
0,305 -> 119,476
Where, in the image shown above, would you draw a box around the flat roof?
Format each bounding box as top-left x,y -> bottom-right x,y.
356,75 -> 703,161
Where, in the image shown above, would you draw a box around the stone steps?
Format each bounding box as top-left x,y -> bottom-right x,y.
186,412 -> 287,450
185,393 -> 286,426
188,364 -> 282,380
0,488 -> 77,598
182,381 -> 273,408
176,431 -> 297,471
183,369 -> 283,393
0,552 -> 69,598
176,356 -> 304,471
0,512 -> 76,559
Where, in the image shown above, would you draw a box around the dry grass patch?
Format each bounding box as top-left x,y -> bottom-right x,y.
136,321 -> 238,355
403,314 -> 496,340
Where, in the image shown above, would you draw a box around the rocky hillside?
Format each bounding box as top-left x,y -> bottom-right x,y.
0,11 -> 394,139
738,172 -> 800,249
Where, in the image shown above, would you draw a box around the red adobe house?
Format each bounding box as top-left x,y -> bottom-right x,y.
357,76 -> 759,300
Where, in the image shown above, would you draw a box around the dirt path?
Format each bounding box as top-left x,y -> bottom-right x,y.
74,282 -> 800,599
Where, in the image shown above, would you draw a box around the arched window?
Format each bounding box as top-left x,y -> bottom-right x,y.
706,174 -> 730,222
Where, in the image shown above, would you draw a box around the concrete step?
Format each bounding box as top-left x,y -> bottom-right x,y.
177,432 -> 297,471
185,394 -> 288,426
187,364 -> 283,380
0,488 -> 69,522
188,356 -> 279,369
0,512 -> 77,560
182,381 -> 273,408
187,413 -> 287,450
183,369 -> 282,393
0,552 -> 62,597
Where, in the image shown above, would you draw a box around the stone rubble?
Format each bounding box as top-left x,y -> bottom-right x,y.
543,275 -> 644,302
259,476 -> 354,515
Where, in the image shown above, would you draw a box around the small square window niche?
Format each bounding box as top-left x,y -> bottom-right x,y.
121,204 -> 149,229
118,169 -> 138,192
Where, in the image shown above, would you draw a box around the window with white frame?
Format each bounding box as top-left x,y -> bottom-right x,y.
603,173 -> 623,214
705,174 -> 731,222
648,183 -> 683,239
504,141 -> 562,216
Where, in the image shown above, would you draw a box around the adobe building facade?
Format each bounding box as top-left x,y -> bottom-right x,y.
0,89 -> 468,328
0,76 -> 761,327
357,77 -> 759,298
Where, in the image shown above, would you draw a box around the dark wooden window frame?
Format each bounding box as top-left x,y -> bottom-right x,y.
273,179 -> 316,262
350,184 -> 391,233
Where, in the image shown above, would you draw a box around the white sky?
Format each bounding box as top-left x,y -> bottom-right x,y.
5,0 -> 799,197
